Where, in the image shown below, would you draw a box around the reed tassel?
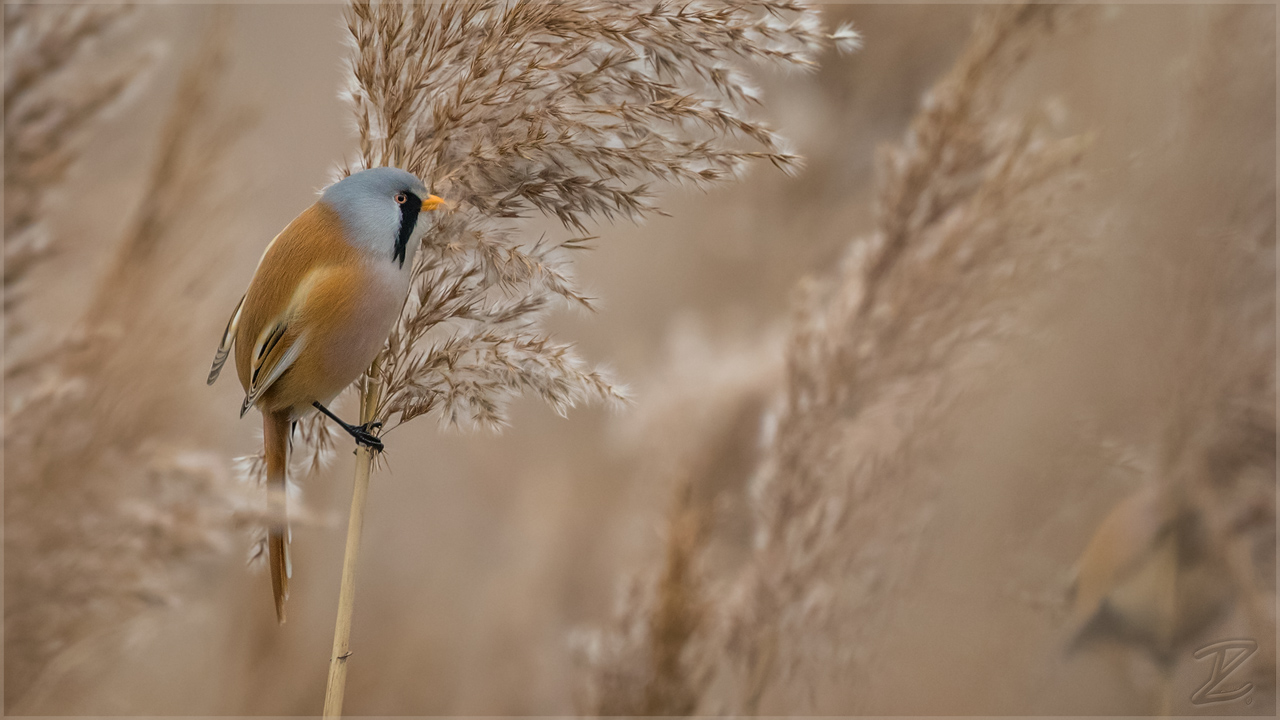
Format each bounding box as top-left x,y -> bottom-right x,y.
313,1 -> 856,713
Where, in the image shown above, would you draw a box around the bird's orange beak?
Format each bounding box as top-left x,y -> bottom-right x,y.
421,194 -> 446,212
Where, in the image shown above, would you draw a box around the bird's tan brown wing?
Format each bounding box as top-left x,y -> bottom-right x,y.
240,319 -> 307,417
1069,488 -> 1172,617
232,201 -> 359,410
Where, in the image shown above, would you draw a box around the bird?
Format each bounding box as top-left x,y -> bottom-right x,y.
207,167 -> 444,623
1064,482 -> 1234,713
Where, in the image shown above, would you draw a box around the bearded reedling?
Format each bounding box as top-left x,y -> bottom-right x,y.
208,167 -> 444,622
1064,483 -> 1234,713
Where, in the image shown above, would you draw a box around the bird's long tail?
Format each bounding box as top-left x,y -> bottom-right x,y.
264,409 -> 290,623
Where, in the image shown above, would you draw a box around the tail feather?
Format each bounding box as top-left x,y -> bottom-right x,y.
208,293 -> 244,385
264,410 -> 290,623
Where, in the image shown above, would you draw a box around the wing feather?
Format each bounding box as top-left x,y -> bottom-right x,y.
240,320 -> 306,417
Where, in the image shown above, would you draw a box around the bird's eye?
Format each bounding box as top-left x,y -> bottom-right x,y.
394,192 -> 407,204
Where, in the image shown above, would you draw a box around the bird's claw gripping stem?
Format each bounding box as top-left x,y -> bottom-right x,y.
351,422 -> 384,453
312,402 -> 385,453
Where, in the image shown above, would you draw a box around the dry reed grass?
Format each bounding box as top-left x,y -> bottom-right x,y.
1064,4 -> 1278,693
579,3 -> 1277,714
328,0 -> 856,441
281,2 -> 853,712
585,476 -> 710,715
726,6 -> 1094,706
573,326 -> 783,714
578,4 -> 1092,713
307,2 -> 854,711
233,0 -> 857,494
4,8 -> 260,710
3,3 -> 150,367
6,3 -> 1272,714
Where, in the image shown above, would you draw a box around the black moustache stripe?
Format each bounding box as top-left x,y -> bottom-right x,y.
394,191 -> 421,268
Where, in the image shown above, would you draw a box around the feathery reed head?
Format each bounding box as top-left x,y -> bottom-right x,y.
335,0 -> 855,433
3,4 -> 152,357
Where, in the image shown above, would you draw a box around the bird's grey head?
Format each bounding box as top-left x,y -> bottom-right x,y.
320,167 -> 443,269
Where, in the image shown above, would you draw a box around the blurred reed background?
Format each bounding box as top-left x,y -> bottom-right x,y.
3,2 -> 1274,715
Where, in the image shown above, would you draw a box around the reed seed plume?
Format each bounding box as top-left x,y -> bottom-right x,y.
571,5 -> 1090,713
574,327 -> 783,715
86,9 -> 258,330
333,0 -> 855,435
571,3 -> 1103,711
3,3 -> 152,364
582,477 -> 710,716
729,5 -> 1086,708
4,9 -> 259,710
319,2 -> 854,713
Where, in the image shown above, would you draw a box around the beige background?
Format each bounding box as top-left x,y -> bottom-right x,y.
7,3 -> 1275,715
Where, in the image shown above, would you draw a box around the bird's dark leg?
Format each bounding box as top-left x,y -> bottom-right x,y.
312,401 -> 384,452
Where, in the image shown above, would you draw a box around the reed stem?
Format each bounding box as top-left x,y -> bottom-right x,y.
322,360 -> 382,718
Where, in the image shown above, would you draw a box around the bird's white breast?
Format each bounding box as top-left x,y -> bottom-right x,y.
310,256 -> 412,408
